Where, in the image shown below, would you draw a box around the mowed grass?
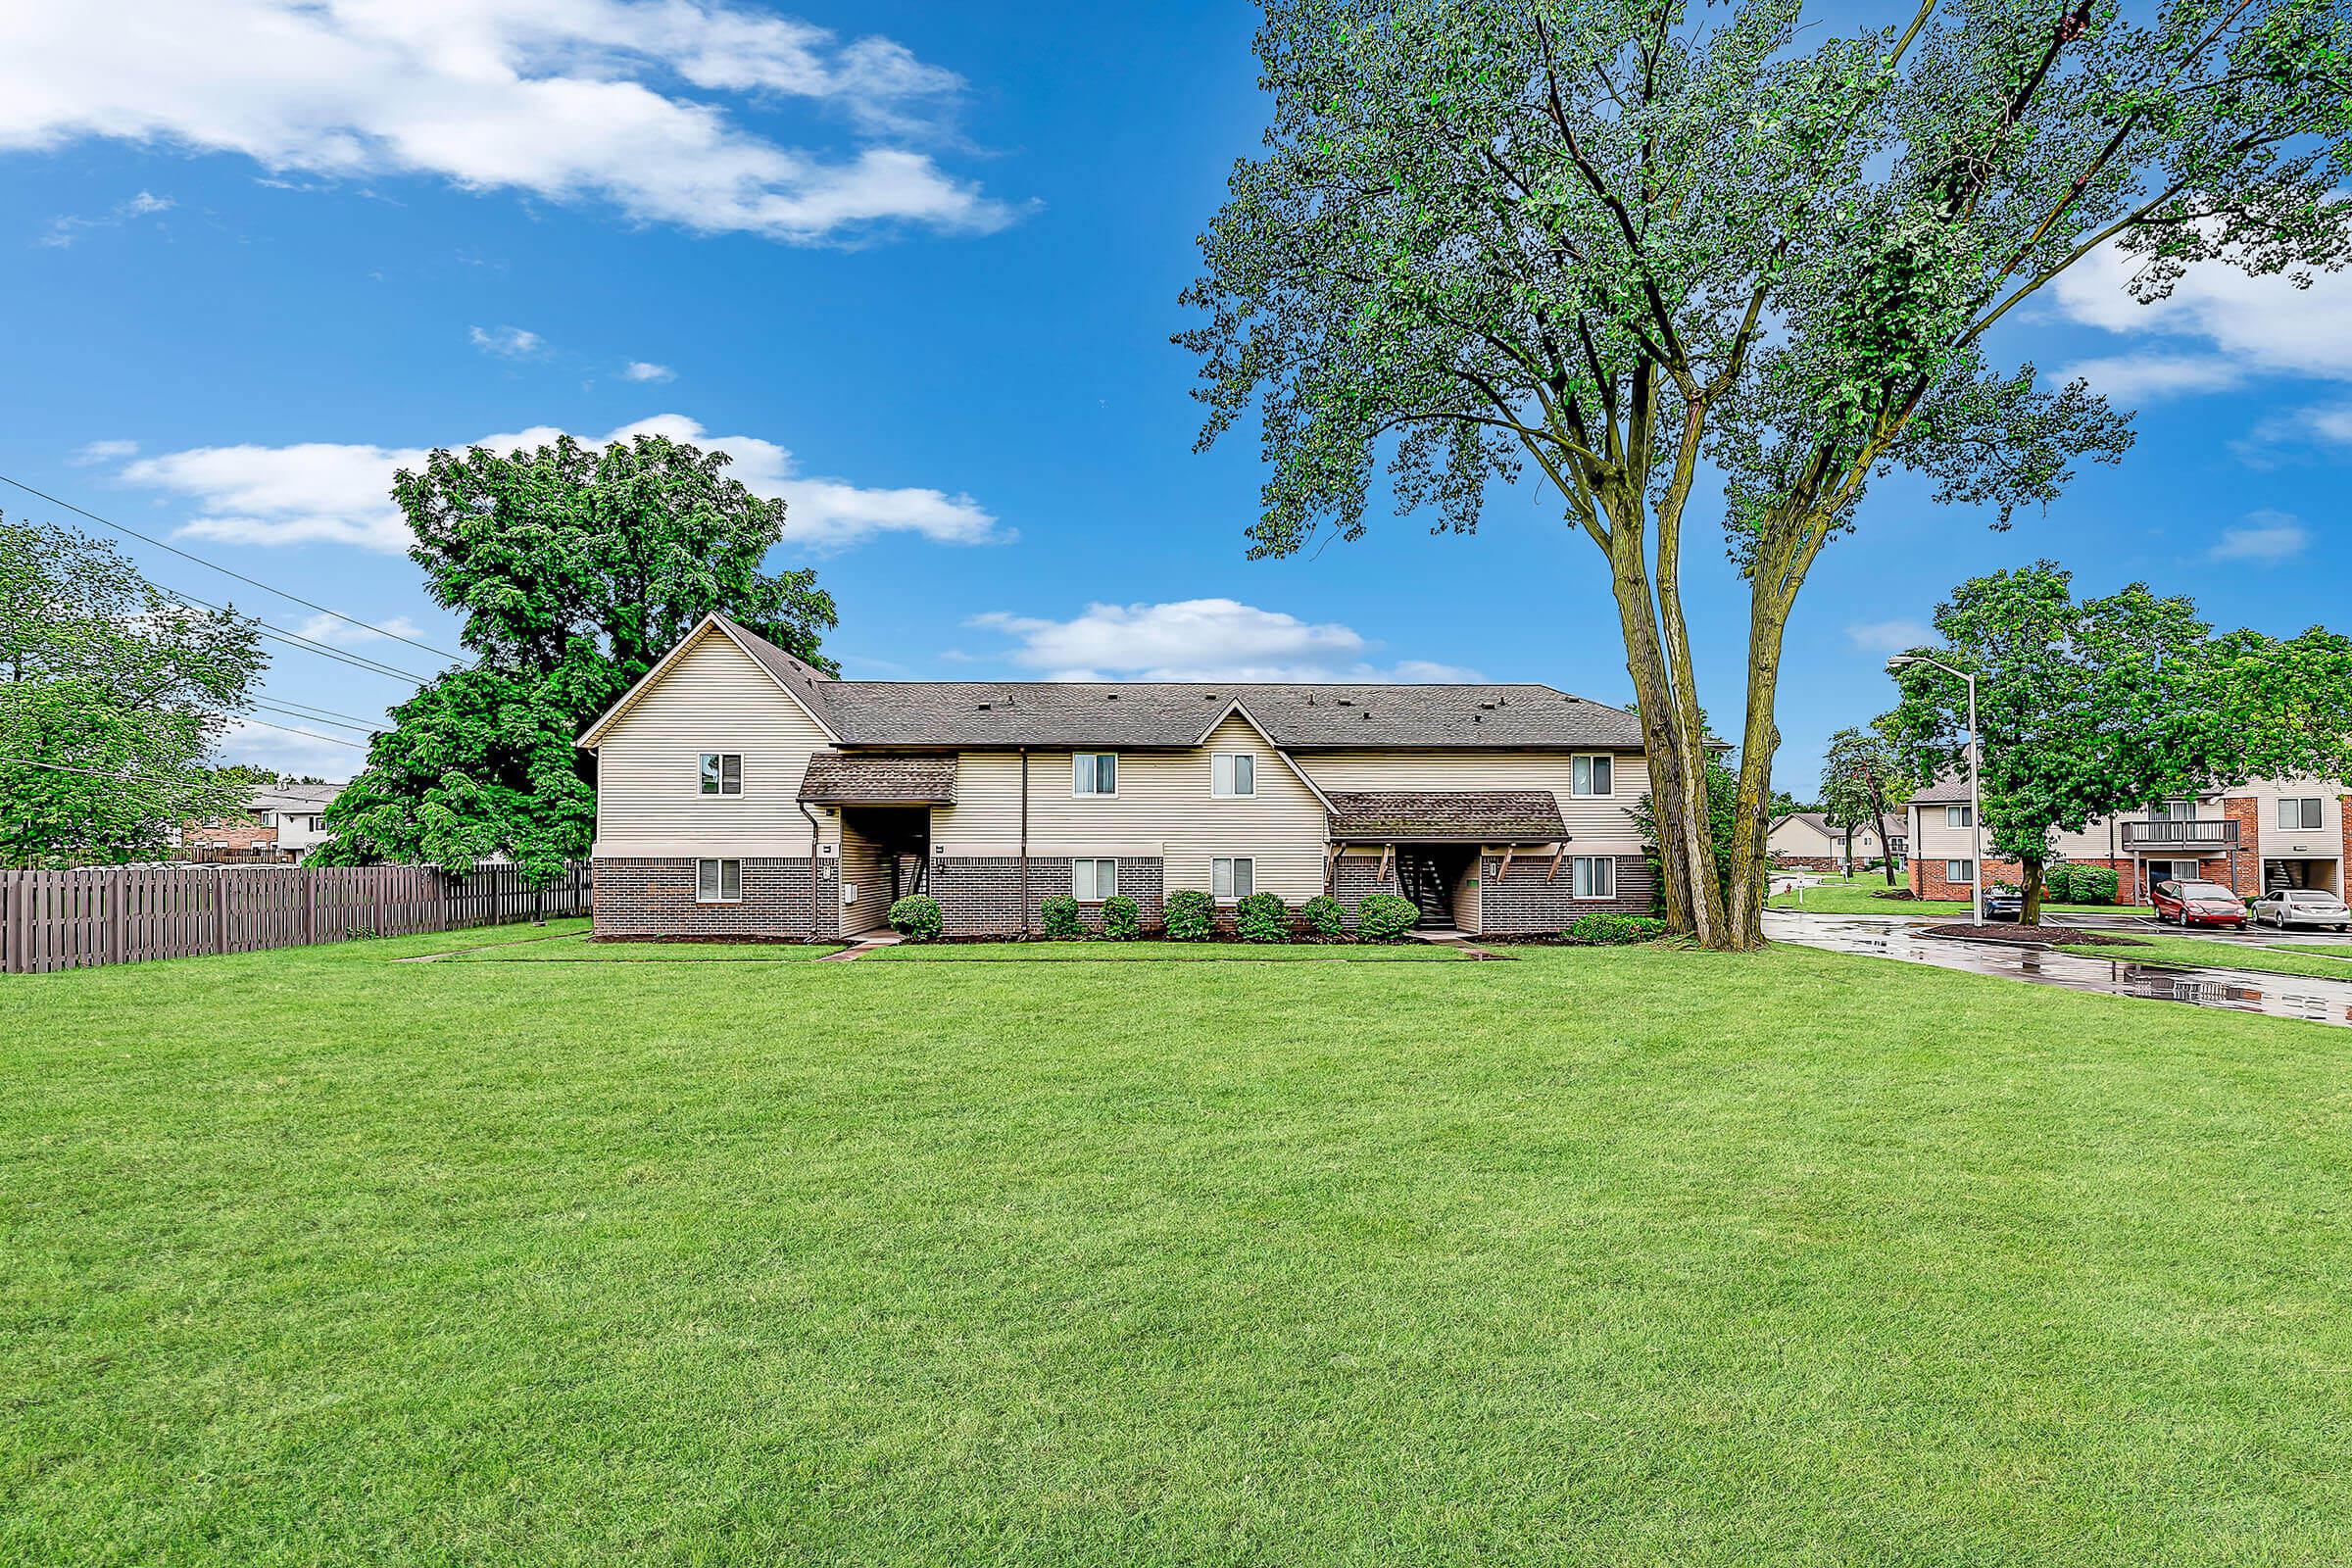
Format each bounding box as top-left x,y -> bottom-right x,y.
5,932 -> 2352,1565
863,940 -> 1467,962
1768,877 -> 2151,917
2048,932 -> 2352,983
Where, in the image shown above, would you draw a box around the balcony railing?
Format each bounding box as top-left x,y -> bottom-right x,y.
2121,818 -> 2239,849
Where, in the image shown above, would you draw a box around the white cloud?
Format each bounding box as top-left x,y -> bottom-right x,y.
70,438 -> 138,465
619,360 -> 674,382
0,2 -> 1018,245
288,612 -> 428,647
2210,510 -> 2309,564
38,188 -> 172,247
969,598 -> 1486,683
112,413 -> 1001,554
2051,243 -> 2352,383
1845,618 -> 1932,655
2054,352 -> 2248,403
468,323 -> 542,358
216,714 -> 368,776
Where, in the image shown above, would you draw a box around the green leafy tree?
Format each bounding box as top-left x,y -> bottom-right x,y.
0,514 -> 264,866
1819,728 -> 1912,885
1879,563 -> 2352,924
317,434 -> 836,881
1180,0 -> 2352,949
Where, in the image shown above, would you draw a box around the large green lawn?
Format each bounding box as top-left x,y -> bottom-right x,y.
2049,932 -> 2352,983
6,930 -> 2351,1565
1769,875 -> 2150,917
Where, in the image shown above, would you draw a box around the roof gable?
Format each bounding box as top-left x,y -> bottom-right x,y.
576,614 -> 840,749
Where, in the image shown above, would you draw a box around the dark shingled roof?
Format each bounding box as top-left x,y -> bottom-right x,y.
1325,790 -> 1568,842
798,751 -> 958,805
713,614 -> 1644,750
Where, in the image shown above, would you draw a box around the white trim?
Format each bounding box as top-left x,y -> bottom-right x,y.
1569,753 -> 1615,798
1569,855 -> 1615,900
1210,752 -> 1255,798
1192,698 -> 1336,811
1071,857 -> 1119,903
1211,855 -> 1255,903
1072,752 -> 1119,798
576,613 -> 839,749
699,750 -> 744,798
695,857 -> 742,904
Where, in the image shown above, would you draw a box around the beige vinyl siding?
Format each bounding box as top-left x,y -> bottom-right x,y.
1767,816 -> 1835,857
1298,750 -> 1649,851
591,626 -> 835,857
836,827 -> 890,936
929,716 -> 1329,899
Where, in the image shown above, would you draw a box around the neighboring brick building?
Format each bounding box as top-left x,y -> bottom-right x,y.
577,614 -> 1659,940
180,782 -> 343,863
1904,771 -> 2348,904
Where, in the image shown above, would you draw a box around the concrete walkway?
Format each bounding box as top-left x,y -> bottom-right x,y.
1765,910 -> 2352,1027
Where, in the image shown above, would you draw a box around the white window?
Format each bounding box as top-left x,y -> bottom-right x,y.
255,810 -> 275,827
1945,805 -> 1973,828
700,753 -> 743,796
1072,858 -> 1118,902
2279,798 -> 2323,830
1571,856 -> 1614,900
1946,859 -> 1975,884
1571,754 -> 1614,797
696,858 -> 741,903
1073,753 -> 1117,796
1212,857 -> 1254,902
1211,753 -> 1254,797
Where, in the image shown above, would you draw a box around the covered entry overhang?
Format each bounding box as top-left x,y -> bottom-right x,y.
1325,791 -> 1572,929
797,750 -> 957,807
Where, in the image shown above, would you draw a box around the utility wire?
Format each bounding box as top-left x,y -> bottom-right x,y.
0,471 -> 468,663
254,695 -> 387,729
253,700 -> 376,735
230,712 -> 370,750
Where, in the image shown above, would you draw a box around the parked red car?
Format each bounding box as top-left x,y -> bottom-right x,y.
2150,879 -> 2249,929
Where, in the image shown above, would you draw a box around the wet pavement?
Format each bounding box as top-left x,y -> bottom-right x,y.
1765,911 -> 2352,1027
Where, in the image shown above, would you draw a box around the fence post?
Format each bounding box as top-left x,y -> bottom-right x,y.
213,866 -> 226,955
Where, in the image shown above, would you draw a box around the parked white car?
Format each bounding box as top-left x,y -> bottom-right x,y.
2249,889 -> 2352,931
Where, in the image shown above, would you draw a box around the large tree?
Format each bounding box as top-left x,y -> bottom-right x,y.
0,514 -> 265,865
1180,0 -> 2352,948
1879,563 -> 2352,924
1819,727 -> 1911,886
317,434 -> 836,881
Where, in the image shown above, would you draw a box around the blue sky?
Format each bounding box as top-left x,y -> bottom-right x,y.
1,1 -> 2344,793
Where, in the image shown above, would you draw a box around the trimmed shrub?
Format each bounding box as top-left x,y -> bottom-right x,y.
1100,894 -> 1141,940
1235,891 -> 1290,943
1567,911 -> 1665,945
1301,894 -> 1346,939
2042,864 -> 2079,903
1164,888 -> 1216,942
1356,893 -> 1419,942
2069,864 -> 2118,906
1040,894 -> 1084,939
887,894 -> 942,941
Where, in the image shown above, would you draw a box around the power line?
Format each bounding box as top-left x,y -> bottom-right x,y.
0,471 -> 469,663
253,700 -> 376,735
0,758 -> 222,793
254,694 -> 387,729
230,712 -> 370,750
154,580 -> 441,684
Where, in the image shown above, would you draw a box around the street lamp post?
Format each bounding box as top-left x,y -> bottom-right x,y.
1887,655 -> 1984,927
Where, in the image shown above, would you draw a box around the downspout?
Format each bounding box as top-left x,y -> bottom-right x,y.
799,799 -> 822,941
1018,747 -> 1031,937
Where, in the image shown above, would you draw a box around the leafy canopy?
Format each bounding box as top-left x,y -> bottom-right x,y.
318,435 -> 836,881
0,514 -> 265,866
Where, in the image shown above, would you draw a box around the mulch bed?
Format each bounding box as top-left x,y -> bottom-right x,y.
1920,922 -> 2147,948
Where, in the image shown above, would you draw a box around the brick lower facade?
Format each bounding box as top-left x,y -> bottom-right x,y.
1476,852 -> 1652,932
1909,851 -> 2251,905
592,857 -> 836,940
926,856 -> 1166,937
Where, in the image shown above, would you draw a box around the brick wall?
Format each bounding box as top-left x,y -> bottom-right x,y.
2219,796 -> 2264,896
1772,855 -> 1838,872
1476,852 -> 1652,933
592,857 -> 835,940
927,856 -> 1166,936
183,817 -> 278,856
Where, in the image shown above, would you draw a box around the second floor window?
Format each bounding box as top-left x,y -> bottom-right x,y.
2280,798 -> 2323,830
1945,805 -> 1973,828
1571,755 -> 1613,797
1073,753 -> 1117,796
701,753 -> 743,795
1211,754 -> 1254,797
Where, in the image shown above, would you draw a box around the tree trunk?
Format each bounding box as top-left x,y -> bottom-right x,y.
1602,533 -> 1723,946
2020,854 -> 2044,927
1721,579 -> 1798,951
1872,803 -> 1898,885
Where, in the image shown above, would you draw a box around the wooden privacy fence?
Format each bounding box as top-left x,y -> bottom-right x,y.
0,861 -> 592,974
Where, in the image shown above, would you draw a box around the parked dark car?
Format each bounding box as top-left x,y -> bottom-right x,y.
2151,879 -> 2249,929
1982,888 -> 2025,922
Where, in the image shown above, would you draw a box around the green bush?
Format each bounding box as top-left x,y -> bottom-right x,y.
1356,893 -> 1419,942
1300,894 -> 1346,939
1040,894 -> 1084,939
1164,888 -> 1216,942
2068,864 -> 2118,906
2042,864 -> 2078,903
1100,895 -> 1141,940
1234,891 -> 1290,943
887,895 -> 942,941
1567,911 -> 1665,945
